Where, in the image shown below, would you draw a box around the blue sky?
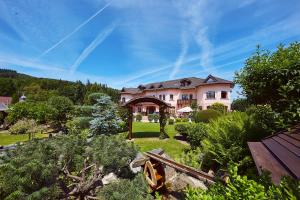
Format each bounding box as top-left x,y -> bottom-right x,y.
0,0 -> 300,98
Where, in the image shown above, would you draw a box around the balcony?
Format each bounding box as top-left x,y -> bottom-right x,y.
177,99 -> 197,106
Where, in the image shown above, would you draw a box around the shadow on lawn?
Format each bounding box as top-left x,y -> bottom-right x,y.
132,131 -> 160,138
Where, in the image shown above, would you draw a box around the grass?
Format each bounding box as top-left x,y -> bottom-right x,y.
132,122 -> 189,159
0,130 -> 48,146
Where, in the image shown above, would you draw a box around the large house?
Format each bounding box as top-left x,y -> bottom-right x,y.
120,75 -> 234,116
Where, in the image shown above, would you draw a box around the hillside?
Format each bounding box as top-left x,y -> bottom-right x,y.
0,69 -> 119,104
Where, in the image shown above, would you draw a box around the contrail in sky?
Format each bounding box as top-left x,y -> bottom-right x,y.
69,23 -> 116,74
37,1 -> 112,58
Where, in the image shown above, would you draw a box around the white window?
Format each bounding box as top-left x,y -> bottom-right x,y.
122,97 -> 126,103
163,95 -> 165,100
159,95 -> 162,100
170,94 -> 174,101
206,91 -> 215,99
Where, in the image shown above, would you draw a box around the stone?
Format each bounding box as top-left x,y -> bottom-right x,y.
102,172 -> 118,185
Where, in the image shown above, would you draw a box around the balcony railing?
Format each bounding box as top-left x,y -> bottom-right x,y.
177,99 -> 197,105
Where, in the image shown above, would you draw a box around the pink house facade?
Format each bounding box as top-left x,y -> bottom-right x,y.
120,75 -> 234,116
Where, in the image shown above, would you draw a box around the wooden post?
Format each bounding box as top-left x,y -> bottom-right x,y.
128,106 -> 133,140
159,106 -> 168,139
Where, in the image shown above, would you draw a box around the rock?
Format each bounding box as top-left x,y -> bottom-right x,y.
170,173 -> 207,191
102,173 -> 118,185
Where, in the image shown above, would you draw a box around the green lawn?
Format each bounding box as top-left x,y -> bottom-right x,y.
0,130 -> 48,146
132,122 -> 189,159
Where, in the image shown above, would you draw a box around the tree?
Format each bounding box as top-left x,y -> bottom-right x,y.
48,96 -> 74,129
231,98 -> 250,112
209,102 -> 227,114
89,93 -> 122,136
235,42 -> 300,124
0,135 -> 138,199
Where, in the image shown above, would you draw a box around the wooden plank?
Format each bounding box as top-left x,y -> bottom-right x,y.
263,138 -> 300,179
290,134 -> 300,141
278,134 -> 300,148
272,136 -> 300,157
248,142 -> 291,184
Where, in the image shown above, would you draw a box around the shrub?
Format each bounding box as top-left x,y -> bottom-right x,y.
175,122 -> 189,136
186,123 -> 207,149
168,118 -> 174,125
135,114 -> 142,122
185,163 -> 300,200
177,148 -> 203,170
201,112 -> 253,170
182,118 -> 189,122
153,114 -> 159,123
209,102 -> 227,114
148,114 -> 154,122
98,174 -> 153,200
66,117 -> 92,134
193,110 -> 222,123
246,104 -> 282,141
231,98 -> 250,112
9,119 -> 42,136
175,118 -> 181,123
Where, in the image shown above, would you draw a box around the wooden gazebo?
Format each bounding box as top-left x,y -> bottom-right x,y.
122,96 -> 172,140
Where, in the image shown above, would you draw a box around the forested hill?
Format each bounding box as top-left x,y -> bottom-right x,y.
0,69 -> 120,104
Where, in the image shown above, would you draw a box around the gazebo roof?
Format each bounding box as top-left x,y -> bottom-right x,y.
122,96 -> 171,107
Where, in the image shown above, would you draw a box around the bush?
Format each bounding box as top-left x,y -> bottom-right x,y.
246,104 -> 282,141
98,174 -> 153,200
193,110 -> 222,123
153,114 -> 159,123
135,114 -> 142,122
209,102 -> 227,114
182,118 -> 189,122
9,119 -> 41,135
66,117 -> 92,134
231,98 -> 250,112
186,123 -> 207,149
175,118 -> 181,123
185,163 -> 300,200
148,114 -> 154,122
201,112 -> 253,170
175,122 -> 189,136
168,119 -> 174,125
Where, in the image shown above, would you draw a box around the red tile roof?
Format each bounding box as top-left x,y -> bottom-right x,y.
0,96 -> 12,105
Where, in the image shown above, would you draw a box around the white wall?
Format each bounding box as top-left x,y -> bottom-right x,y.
196,84 -> 232,110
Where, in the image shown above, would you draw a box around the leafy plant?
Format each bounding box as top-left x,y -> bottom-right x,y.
148,114 -> 154,122
231,98 -> 250,112
8,119 -> 43,139
185,163 -> 300,200
175,122 -> 189,136
181,117 -> 189,122
175,118 -> 181,123
98,174 -> 153,200
200,112 -> 253,170
168,118 -> 174,125
193,110 -> 222,123
153,114 -> 159,123
235,42 -> 300,124
186,123 -> 207,149
209,103 -> 228,114
135,114 -> 142,122
0,134 -> 138,199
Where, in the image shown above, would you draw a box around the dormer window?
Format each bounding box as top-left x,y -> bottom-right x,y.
180,79 -> 191,87
158,84 -> 163,88
138,85 -> 146,90
121,88 -> 125,92
149,85 -> 155,89
204,75 -> 217,83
